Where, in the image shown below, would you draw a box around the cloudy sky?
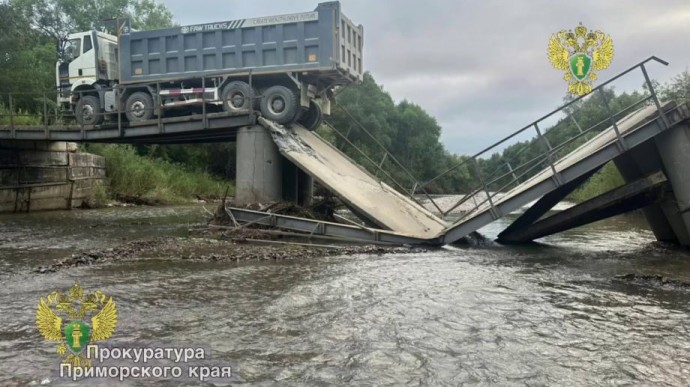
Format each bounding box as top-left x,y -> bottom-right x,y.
162,0 -> 690,155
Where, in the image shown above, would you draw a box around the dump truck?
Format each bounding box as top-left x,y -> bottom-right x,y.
56,1 -> 363,130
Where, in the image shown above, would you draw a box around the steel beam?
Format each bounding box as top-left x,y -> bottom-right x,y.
227,207 -> 443,246
497,172 -> 668,243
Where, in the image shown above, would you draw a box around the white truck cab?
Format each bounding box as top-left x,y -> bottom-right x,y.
56,31 -> 118,123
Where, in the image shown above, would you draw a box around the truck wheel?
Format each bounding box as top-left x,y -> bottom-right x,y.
125,92 -> 154,122
221,81 -> 254,113
75,95 -> 103,126
260,85 -> 299,124
298,100 -> 323,131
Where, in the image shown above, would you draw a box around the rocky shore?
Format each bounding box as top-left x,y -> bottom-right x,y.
34,233 -> 428,273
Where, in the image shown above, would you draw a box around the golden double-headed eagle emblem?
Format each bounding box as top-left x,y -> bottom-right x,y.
36,283 -> 118,368
548,23 -> 614,95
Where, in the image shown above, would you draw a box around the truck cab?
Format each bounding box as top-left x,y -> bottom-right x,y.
56,31 -> 118,124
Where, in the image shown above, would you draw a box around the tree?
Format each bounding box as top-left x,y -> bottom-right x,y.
661,69 -> 690,103
9,0 -> 174,56
0,3 -> 55,110
1,0 -> 173,111
318,72 -> 474,194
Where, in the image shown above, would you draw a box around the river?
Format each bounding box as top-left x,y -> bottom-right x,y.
1,205 -> 689,385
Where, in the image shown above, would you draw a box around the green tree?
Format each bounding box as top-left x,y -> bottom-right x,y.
9,0 -> 173,55
0,3 -> 55,110
661,69 -> 690,103
321,72 -> 474,194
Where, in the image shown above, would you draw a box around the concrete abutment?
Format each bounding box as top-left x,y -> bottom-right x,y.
0,141 -> 106,212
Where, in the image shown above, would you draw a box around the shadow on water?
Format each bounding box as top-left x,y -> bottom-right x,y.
0,205 -> 689,385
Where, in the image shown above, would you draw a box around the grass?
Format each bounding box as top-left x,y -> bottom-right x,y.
0,102 -> 44,125
569,161 -> 625,203
86,144 -> 233,205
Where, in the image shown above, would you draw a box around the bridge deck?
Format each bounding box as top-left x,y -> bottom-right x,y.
440,102 -> 690,244
259,118 -> 448,239
0,111 -> 254,143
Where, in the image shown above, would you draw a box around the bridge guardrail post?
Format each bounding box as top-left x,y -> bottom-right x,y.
79,89 -> 85,139
534,122 -> 562,186
156,83 -> 162,133
202,77 -> 207,128
43,92 -> 48,138
249,69 -> 254,122
597,87 -> 628,151
374,153 -> 387,178
569,114 -> 583,133
472,157 -> 499,219
506,162 -> 518,183
640,63 -> 671,131
117,85 -> 123,137
9,94 -> 14,138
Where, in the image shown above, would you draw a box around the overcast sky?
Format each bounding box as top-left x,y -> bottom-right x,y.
162,0 -> 690,155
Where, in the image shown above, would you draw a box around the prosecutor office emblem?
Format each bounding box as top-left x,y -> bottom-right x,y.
36,283 -> 117,368
548,23 -> 614,95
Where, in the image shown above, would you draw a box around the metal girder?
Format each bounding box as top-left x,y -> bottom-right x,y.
226,207 -> 443,246
497,168 -> 599,239
497,172 -> 668,243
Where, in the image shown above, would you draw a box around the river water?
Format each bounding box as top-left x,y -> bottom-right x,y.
0,205 -> 689,385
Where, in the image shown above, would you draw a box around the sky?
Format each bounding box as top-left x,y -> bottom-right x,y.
162,0 -> 690,155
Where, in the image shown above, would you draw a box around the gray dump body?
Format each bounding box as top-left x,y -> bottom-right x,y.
118,1 -> 363,85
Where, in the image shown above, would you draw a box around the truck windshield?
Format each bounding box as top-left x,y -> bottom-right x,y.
63,38 -> 81,62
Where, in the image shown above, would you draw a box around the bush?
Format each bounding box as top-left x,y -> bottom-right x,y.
0,103 -> 43,125
86,144 -> 232,204
569,161 -> 624,202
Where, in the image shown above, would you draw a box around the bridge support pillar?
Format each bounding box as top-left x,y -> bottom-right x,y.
282,161 -> 313,206
235,126 -> 283,205
654,124 -> 690,246
613,142 -> 683,244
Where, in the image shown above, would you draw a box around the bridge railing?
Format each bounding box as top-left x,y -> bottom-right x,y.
318,57 -> 670,220
425,56 -> 670,220
0,71 -> 263,139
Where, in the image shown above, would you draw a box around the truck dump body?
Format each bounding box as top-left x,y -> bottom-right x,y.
119,1 -> 363,85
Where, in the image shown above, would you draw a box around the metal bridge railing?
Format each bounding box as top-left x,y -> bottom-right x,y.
319,57 -> 669,221
0,72 -> 261,140
426,56 -> 670,221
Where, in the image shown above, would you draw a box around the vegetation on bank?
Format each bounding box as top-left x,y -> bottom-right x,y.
569,162 -> 624,203
85,144 -> 231,205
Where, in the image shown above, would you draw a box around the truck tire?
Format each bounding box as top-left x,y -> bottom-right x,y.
298,100 -> 323,131
221,81 -> 254,113
75,95 -> 103,126
125,92 -> 154,122
260,85 -> 299,124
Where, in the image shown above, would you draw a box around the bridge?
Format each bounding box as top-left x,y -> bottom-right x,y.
3,57 -> 690,247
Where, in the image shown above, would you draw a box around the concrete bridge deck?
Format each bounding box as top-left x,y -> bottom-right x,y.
0,111 -> 254,144
259,118 -> 448,239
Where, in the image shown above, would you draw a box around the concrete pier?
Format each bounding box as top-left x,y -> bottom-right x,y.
235,126 -> 283,205
0,141 -> 106,212
654,123 -> 690,246
613,142 -> 683,244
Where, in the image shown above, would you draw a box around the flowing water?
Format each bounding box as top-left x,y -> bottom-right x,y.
0,205 -> 689,386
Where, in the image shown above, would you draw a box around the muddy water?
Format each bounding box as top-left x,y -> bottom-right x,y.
0,205 -> 689,385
